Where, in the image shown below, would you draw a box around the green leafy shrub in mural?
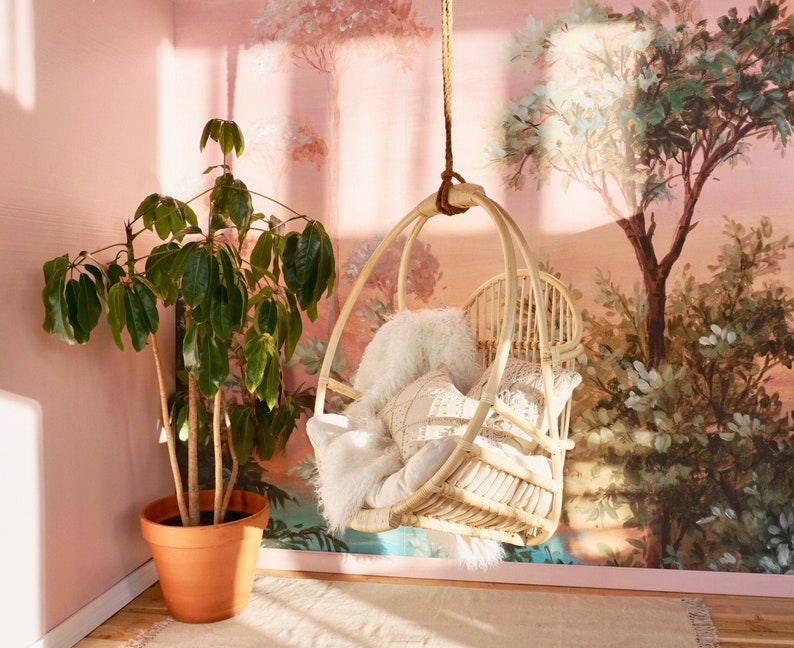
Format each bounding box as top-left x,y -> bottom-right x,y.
674,464 -> 794,573
569,217 -> 794,570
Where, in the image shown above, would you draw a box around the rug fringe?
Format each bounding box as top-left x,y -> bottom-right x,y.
123,618 -> 173,648
683,598 -> 720,647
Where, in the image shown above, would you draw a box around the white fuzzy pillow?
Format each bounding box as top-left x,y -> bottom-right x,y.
353,308 -> 481,413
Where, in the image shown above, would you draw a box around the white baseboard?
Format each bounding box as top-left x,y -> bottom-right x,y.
258,548 -> 793,598
31,560 -> 158,648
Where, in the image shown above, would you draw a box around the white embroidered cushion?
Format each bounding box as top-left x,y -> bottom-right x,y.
466,358 -> 582,440
379,365 -> 478,461
377,365 -> 556,519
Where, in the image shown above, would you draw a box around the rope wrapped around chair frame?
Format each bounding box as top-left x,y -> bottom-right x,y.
313,183 -> 583,547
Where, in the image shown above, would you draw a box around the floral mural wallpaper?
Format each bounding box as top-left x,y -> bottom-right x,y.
175,0 -> 794,575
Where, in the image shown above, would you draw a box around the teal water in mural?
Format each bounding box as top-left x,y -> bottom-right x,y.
271,483 -> 579,563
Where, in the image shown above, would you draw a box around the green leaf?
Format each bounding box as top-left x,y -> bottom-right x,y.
318,223 -> 336,297
272,399 -> 299,454
41,255 -> 75,343
76,273 -> 102,335
195,330 -> 228,398
216,243 -> 238,289
257,415 -> 276,461
244,335 -> 268,393
283,291 -> 303,361
135,193 -> 161,230
249,230 -> 273,281
210,173 -> 252,229
106,283 -> 127,350
181,246 -> 211,309
255,405 -> 274,460
64,278 -> 89,343
123,286 -> 150,352
295,222 -> 323,285
83,264 -> 106,301
200,119 -> 245,157
133,280 -> 159,335
106,262 -> 126,286
137,195 -> 199,239
220,121 -> 245,157
145,242 -> 181,305
215,245 -> 246,328
281,222 -> 335,318
280,232 -> 300,294
209,285 -> 233,341
174,396 -> 209,445
199,119 -> 216,152
256,298 -> 279,336
182,321 -> 199,372
229,407 -> 255,464
259,342 -> 282,410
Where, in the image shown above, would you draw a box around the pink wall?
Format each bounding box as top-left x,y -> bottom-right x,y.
1,2 -> 791,642
0,1 -> 175,644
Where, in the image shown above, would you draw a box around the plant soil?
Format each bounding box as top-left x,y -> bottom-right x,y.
161,510 -> 250,526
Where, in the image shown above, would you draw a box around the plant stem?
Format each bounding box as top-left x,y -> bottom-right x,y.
212,390 -> 223,524
150,333 -> 189,527
220,392 -> 238,521
187,371 -> 200,525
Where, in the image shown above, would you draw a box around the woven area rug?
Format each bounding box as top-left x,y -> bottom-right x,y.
127,576 -> 719,648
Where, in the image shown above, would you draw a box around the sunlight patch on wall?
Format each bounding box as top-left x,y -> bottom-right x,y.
539,176 -> 614,235
0,390 -> 43,646
157,37 -> 176,194
532,21 -> 649,235
0,0 -> 35,110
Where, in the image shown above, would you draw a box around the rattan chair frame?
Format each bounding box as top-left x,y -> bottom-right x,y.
313,183 -> 583,546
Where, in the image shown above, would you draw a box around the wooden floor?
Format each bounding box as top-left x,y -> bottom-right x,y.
75,569 -> 794,647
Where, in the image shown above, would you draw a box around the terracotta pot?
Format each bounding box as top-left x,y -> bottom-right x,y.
139,489 -> 270,623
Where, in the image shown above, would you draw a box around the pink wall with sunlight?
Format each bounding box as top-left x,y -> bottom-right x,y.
0,1 -> 175,644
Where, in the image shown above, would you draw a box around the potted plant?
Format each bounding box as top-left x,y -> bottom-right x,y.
40,118 -> 335,622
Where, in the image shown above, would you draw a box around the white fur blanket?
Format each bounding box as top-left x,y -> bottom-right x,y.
308,308 -> 505,568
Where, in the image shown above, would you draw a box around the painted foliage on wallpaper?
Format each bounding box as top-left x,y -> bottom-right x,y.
178,0 -> 794,573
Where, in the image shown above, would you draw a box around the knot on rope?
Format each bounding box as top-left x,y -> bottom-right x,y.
435,169 -> 468,215
434,0 -> 468,217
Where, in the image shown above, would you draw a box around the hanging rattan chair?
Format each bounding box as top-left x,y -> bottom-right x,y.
311,183 -> 583,547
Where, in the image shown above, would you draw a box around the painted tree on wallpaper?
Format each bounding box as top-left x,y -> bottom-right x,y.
573,219 -> 794,572
493,0 -> 794,368
493,0 -> 794,571
251,1 -> 432,323
247,116 -> 327,198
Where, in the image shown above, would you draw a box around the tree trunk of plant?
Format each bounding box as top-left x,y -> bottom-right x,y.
212,390 -> 224,524
220,392 -> 238,521
187,371 -> 200,526
150,333 -> 189,527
